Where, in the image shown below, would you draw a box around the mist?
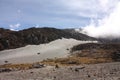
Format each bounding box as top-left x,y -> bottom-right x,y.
82,1 -> 120,38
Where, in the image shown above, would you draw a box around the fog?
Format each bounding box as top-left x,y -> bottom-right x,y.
82,1 -> 120,38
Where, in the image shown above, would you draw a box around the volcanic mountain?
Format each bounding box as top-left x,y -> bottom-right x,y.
0,27 -> 96,51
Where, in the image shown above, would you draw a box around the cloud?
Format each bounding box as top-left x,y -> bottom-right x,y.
35,24 -> 39,28
82,1 -> 120,38
9,23 -> 21,31
60,0 -> 118,19
0,0 -> 120,30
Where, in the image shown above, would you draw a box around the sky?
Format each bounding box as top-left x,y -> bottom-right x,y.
0,0 -> 120,37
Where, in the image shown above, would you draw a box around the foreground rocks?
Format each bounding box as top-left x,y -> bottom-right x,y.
0,62 -> 120,80
0,68 -> 12,73
0,63 -> 45,73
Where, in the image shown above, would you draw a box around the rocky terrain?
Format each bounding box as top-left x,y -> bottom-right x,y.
0,27 -> 120,80
0,27 -> 96,51
0,62 -> 120,80
71,43 -> 120,62
0,38 -> 97,65
38,43 -> 120,66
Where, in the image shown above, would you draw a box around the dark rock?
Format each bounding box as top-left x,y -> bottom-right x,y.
112,51 -> 120,61
68,61 -> 77,64
32,63 -> 45,68
30,72 -> 34,74
53,76 -> 56,79
0,68 -> 12,73
87,74 -> 91,78
74,66 -> 85,72
75,68 -> 79,72
4,60 -> 8,64
55,64 -> 59,68
66,48 -> 69,50
37,53 -> 41,55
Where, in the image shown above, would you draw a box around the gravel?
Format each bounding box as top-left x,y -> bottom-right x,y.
0,62 -> 120,80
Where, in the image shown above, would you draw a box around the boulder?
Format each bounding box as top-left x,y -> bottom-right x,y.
0,68 -> 12,73
32,63 -> 45,68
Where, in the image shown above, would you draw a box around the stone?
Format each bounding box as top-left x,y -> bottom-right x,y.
0,68 -> 12,73
32,63 -> 45,68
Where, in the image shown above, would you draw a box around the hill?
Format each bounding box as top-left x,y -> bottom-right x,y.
0,27 -> 96,51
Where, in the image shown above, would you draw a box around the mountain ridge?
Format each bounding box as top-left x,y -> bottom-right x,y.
0,27 -> 96,51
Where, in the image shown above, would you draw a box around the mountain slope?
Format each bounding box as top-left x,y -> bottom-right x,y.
0,27 -> 96,51
0,38 -> 97,64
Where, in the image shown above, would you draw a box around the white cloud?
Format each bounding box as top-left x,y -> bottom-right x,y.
98,0 -> 109,7
35,24 -> 39,28
82,1 -> 120,38
60,0 -> 118,19
9,23 -> 21,31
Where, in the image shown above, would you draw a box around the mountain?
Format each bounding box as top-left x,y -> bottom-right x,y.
0,27 -> 96,51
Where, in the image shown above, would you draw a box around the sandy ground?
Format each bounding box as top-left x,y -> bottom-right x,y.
0,38 -> 97,65
0,62 -> 119,80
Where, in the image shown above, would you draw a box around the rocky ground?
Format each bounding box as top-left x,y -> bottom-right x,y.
0,62 -> 120,80
0,43 -> 120,80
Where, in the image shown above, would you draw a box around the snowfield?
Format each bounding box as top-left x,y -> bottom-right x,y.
0,38 -> 97,65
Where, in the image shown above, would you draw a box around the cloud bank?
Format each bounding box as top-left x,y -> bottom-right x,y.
82,0 -> 120,38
